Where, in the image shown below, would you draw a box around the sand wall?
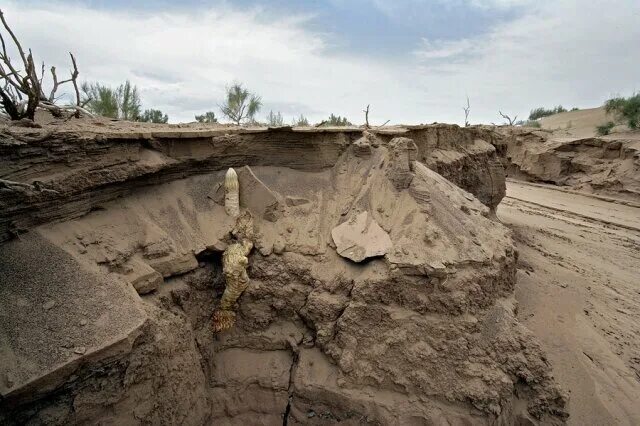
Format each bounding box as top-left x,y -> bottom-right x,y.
0,124 -> 567,424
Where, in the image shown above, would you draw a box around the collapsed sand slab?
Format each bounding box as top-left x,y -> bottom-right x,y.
0,233 -> 146,404
331,211 -> 392,262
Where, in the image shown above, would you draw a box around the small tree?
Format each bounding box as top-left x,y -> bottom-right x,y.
292,114 -> 309,126
119,81 -> 141,120
81,82 -> 119,118
195,111 -> 218,123
140,109 -> 168,123
266,110 -> 284,126
220,83 -> 262,125
82,80 -> 141,120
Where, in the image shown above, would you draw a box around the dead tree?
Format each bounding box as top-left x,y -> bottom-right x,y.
0,9 -> 89,120
362,104 -> 391,128
499,111 -> 518,126
363,104 -> 370,128
463,97 -> 470,127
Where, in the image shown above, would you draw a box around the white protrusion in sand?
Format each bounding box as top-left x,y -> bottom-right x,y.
224,168 -> 240,217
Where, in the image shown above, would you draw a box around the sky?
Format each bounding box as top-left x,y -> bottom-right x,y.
3,0 -> 639,124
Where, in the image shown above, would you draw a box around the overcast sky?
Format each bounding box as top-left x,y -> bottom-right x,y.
4,0 -> 639,124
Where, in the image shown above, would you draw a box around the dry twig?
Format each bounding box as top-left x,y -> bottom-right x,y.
363,104 -> 370,128
499,111 -> 518,126
463,97 -> 471,127
0,9 -> 85,120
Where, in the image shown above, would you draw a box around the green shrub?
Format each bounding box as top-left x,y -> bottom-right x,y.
526,120 -> 541,128
82,80 -> 141,120
139,109 -> 168,123
604,94 -> 640,129
320,113 -> 351,126
292,114 -> 309,126
195,111 -> 218,123
266,110 -> 284,126
528,105 -> 567,120
596,121 -> 615,136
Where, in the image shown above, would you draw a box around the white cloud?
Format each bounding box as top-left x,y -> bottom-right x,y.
414,0 -> 640,121
2,0 -> 639,125
467,0 -> 535,9
414,38 -> 477,61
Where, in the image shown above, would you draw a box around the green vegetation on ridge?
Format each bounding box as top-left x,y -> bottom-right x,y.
528,105 -> 567,121
604,94 -> 640,129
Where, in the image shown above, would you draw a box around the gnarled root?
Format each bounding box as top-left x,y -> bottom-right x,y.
212,309 -> 236,333
211,239 -> 253,333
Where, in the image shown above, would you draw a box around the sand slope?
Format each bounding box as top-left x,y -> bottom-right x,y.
538,107 -> 632,139
499,181 -> 640,425
496,124 -> 640,202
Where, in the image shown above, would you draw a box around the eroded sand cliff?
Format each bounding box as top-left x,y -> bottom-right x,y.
0,122 -> 566,424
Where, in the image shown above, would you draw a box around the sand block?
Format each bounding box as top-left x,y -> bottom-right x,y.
209,348 -> 291,421
331,211 -> 392,262
147,252 -> 198,278
0,233 -> 146,404
388,137 -> 418,190
285,196 -> 310,207
126,258 -> 164,294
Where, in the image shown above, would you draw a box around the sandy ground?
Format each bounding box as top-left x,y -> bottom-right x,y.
498,181 -> 640,425
537,106 -> 633,139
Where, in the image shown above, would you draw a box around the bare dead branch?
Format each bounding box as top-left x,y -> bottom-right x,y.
24,51 -> 40,116
0,16 -> 23,89
378,119 -> 390,127
38,61 -> 46,99
0,9 -> 85,120
363,104 -> 370,128
0,84 -> 20,118
69,53 -> 80,107
463,96 -> 470,127
38,100 -> 93,118
48,66 -> 58,102
0,61 -> 24,96
499,110 -> 518,126
0,9 -> 29,70
48,66 -> 74,103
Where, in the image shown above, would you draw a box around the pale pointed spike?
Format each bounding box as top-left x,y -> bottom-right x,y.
224,167 -> 240,217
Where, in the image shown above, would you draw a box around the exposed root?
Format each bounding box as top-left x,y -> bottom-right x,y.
211,309 -> 236,333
